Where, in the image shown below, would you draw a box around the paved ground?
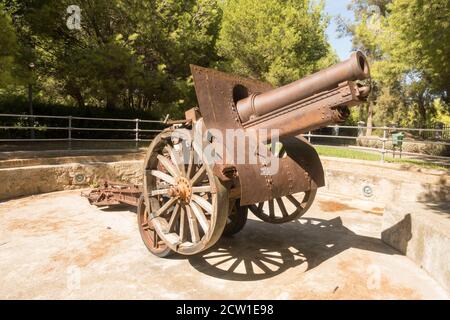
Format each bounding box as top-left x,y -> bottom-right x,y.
0,190 -> 448,300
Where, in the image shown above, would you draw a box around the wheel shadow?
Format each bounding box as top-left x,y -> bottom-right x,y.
188,217 -> 397,281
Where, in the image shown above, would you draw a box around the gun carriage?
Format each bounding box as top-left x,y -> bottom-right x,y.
86,52 -> 371,258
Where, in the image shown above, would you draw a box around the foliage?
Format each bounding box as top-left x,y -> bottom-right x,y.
316,145 -> 448,170
0,0 -> 222,118
216,0 -> 335,86
0,4 -> 18,87
1,0 -> 449,132
339,0 -> 450,129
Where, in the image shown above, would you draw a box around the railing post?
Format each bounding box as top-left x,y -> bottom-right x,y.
68,116 -> 72,150
381,127 -> 387,164
135,118 -> 140,151
357,121 -> 365,137
308,131 -> 311,143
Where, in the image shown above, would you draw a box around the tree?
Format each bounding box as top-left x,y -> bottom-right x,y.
0,4 -> 18,87
337,0 -> 393,133
341,0 -> 450,129
385,0 -> 450,100
216,0 -> 334,86
2,0 -> 222,116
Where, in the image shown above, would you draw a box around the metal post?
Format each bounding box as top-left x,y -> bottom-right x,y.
381,127 -> 387,163
68,116 -> 72,150
28,62 -> 35,140
135,118 -> 139,151
357,121 -> 365,137
28,83 -> 35,139
308,131 -> 311,143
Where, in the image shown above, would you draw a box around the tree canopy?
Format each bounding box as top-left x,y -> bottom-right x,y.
0,0 -> 449,128
340,0 -> 450,128
217,0 -> 337,86
0,3 -> 18,87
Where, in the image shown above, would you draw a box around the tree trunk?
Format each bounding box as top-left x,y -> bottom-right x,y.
67,86 -> 85,108
417,99 -> 427,127
366,102 -> 374,136
106,96 -> 116,110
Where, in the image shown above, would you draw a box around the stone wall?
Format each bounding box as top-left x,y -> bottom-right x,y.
0,160 -> 142,201
1,156 -> 448,204
320,157 -> 449,204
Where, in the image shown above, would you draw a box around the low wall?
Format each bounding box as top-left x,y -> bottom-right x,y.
320,157 -> 448,204
382,202 -> 450,293
0,160 -> 142,200
2,155 -> 447,203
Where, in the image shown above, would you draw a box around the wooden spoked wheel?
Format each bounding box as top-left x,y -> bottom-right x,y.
142,129 -> 229,256
137,195 -> 172,258
223,200 -> 248,237
248,189 -> 317,224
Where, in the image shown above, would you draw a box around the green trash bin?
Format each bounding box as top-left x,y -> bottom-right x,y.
391,132 -> 404,158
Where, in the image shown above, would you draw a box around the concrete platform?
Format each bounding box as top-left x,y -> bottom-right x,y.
0,190 -> 447,299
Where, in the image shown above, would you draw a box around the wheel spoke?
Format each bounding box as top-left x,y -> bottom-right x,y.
192,186 -> 212,194
268,199 -> 275,218
150,188 -> 170,196
142,222 -> 151,231
166,145 -> 185,177
186,205 -> 200,243
179,205 -> 186,242
190,202 -> 210,233
286,194 -> 301,207
191,194 -> 213,214
186,149 -> 195,179
249,202 -> 263,214
168,204 -> 180,232
157,154 -> 179,177
152,229 -> 158,247
154,197 -> 177,217
248,205 -> 259,214
150,170 -> 175,185
191,164 -> 207,185
276,198 -> 289,217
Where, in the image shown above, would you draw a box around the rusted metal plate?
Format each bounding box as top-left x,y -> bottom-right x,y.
190,65 -> 273,132
191,65 -> 324,205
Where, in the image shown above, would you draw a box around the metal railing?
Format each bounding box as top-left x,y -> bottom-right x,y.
0,113 -> 165,150
0,113 -> 449,165
304,124 -> 450,164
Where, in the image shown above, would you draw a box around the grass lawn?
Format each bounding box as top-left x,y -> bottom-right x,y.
315,145 -> 449,171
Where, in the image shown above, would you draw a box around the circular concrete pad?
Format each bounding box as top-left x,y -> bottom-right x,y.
0,190 -> 448,299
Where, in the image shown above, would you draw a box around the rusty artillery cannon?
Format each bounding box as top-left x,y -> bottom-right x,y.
117,52 -> 370,257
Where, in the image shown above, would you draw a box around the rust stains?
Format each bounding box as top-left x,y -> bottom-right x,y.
49,232 -> 126,269
292,256 -> 420,299
319,200 -> 356,212
7,217 -> 70,235
319,200 -> 384,216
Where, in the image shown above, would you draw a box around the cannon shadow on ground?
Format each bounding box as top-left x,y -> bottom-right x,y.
188,217 -> 398,281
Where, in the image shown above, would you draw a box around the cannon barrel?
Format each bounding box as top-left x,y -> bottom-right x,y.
238,51 -> 370,123
237,51 -> 371,139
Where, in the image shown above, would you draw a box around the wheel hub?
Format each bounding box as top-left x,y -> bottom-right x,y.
168,177 -> 192,202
